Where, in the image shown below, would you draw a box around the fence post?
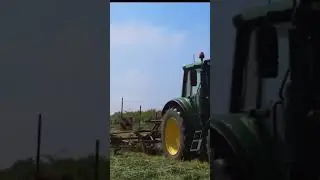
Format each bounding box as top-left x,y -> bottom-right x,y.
35,113 -> 42,180
120,97 -> 123,119
94,139 -> 100,180
139,105 -> 142,130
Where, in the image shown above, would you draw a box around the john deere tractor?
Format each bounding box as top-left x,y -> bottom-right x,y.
207,0 -> 320,180
162,0 -> 320,179
160,52 -> 210,160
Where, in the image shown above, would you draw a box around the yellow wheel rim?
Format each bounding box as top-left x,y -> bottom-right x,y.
165,117 -> 181,156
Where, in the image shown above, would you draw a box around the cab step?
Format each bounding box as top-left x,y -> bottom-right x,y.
190,130 -> 203,152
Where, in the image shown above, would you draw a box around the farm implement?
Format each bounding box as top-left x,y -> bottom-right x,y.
110,117 -> 162,155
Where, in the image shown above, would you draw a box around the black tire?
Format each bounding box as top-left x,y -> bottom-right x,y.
161,108 -> 198,160
208,128 -> 247,180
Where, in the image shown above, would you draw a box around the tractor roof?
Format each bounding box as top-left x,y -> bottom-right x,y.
183,59 -> 210,70
239,0 -> 292,21
233,0 -> 293,30
233,0 -> 293,36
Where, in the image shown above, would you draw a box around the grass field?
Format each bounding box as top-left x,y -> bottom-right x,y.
110,121 -> 209,180
110,152 -> 209,180
0,152 -> 209,180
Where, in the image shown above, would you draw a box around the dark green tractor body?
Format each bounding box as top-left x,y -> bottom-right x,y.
208,0 -> 320,179
161,0 -> 320,179
160,58 -> 210,160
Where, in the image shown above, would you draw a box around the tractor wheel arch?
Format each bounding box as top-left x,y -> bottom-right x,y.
161,101 -> 182,117
208,124 -> 246,159
161,98 -> 193,117
208,122 -> 257,180
207,126 -> 245,179
209,114 -> 274,180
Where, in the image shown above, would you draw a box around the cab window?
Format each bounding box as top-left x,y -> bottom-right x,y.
191,69 -> 201,96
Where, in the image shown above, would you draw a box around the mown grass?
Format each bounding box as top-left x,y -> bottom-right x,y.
0,152 -> 209,180
110,152 -> 209,180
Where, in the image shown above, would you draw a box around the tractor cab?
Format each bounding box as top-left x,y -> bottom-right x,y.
181,56 -> 210,99
208,0 -> 320,179
182,53 -> 210,122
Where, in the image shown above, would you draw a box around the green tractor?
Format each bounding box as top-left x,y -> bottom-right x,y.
208,0 -> 320,180
160,52 -> 210,160
162,0 -> 320,179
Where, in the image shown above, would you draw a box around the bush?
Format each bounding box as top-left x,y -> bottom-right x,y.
110,109 -> 161,124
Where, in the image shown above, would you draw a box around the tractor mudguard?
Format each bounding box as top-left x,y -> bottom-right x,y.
162,98 -> 199,121
210,113 -> 274,179
161,97 -> 203,131
162,98 -> 194,115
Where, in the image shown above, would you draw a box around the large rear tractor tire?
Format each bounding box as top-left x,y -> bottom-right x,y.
161,108 -> 197,160
208,129 -> 248,180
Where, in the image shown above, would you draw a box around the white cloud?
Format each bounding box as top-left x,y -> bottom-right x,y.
111,20 -> 186,49
110,20 -> 188,113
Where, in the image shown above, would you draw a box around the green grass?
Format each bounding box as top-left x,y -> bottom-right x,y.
110,121 -> 209,180
110,152 -> 209,180
0,152 -> 209,180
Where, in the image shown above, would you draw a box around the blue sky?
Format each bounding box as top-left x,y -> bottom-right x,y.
110,3 -> 210,113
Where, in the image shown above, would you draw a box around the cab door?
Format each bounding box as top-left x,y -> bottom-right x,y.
189,68 -> 202,119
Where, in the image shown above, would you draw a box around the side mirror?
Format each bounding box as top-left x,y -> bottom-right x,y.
256,24 -> 279,78
190,70 -> 198,86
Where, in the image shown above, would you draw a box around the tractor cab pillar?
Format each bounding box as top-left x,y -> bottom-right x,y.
286,1 -> 320,179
